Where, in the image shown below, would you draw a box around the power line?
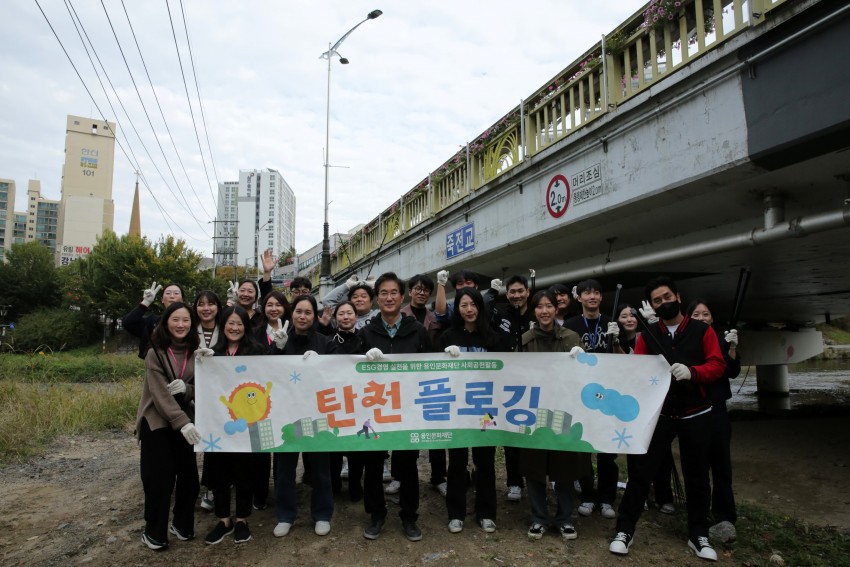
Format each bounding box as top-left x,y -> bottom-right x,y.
179,0 -> 221,189
32,0 -> 211,244
62,0 -> 206,234
96,0 -> 213,229
118,0 -> 218,210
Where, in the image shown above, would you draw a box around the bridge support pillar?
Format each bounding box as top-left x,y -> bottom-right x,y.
755,364 -> 789,396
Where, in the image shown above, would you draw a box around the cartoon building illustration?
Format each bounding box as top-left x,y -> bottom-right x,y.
293,417 -> 330,439
535,408 -> 573,434
249,419 -> 276,451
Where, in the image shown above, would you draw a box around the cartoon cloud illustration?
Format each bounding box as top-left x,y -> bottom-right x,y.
219,381 -> 273,425
580,383 -> 639,422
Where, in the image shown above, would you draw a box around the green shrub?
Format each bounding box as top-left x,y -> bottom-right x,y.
10,307 -> 100,351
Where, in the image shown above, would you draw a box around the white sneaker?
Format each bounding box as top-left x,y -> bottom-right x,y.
447,519 -> 463,533
688,536 -> 718,561
577,501 -> 595,516
340,459 -> 349,479
479,519 -> 496,533
382,462 -> 392,482
435,482 -> 447,497
506,485 -> 522,501
609,531 -> 633,555
384,480 -> 400,494
600,503 -> 616,519
273,522 -> 292,537
200,489 -> 214,511
314,521 -> 331,536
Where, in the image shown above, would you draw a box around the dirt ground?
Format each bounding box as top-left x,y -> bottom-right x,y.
2,412 -> 849,567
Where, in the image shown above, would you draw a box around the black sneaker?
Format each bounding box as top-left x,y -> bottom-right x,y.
609,531 -> 633,555
169,524 -> 194,541
363,517 -> 385,540
233,521 -> 252,544
204,520 -> 234,545
402,520 -> 423,542
141,532 -> 168,551
401,522 -> 422,541
688,536 -> 718,561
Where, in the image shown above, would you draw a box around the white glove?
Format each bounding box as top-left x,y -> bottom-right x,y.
436,270 -> 449,286
194,347 -> 215,361
571,285 -> 579,300
167,380 -> 186,395
639,300 -> 659,324
569,346 -> 585,358
363,275 -> 377,289
529,269 -> 536,278
670,363 -> 691,381
303,350 -> 318,360
606,321 -> 620,338
724,329 -> 738,347
180,423 -> 202,445
345,274 -> 360,289
444,345 -> 461,358
490,279 -> 503,294
365,347 -> 384,361
141,281 -> 162,307
227,281 -> 239,304
273,321 -> 290,349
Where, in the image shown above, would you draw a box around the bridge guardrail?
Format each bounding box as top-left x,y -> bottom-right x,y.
314,0 -> 796,286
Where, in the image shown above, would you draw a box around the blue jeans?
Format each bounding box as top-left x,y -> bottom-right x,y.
274,452 -> 333,523
527,478 -> 574,527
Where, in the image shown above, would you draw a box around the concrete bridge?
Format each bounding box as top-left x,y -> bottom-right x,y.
316,0 -> 850,396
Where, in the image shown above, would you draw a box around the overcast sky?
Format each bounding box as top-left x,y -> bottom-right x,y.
2,0 -> 647,256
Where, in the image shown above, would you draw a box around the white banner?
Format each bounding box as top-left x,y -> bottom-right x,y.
195,352 -> 670,455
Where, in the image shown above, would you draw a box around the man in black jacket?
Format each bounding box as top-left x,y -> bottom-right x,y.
358,272 -> 430,542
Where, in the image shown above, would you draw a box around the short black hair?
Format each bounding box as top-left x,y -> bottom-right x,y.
375,272 -> 405,295
644,276 -> 679,301
450,270 -> 480,289
575,279 -> 602,296
529,290 -> 557,312
505,275 -> 529,289
548,283 -> 570,295
290,293 -> 319,316
408,274 -> 434,293
686,298 -> 712,319
348,283 -> 375,300
290,277 -> 312,291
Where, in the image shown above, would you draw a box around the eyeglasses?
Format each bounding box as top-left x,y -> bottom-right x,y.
411,286 -> 431,294
378,290 -> 401,298
290,287 -> 311,295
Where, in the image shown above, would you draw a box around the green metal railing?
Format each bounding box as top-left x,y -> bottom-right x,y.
313,0 -> 796,285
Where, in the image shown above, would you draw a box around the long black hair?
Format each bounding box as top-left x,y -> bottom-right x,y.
450,288 -> 493,337
150,302 -> 200,352
214,305 -> 264,355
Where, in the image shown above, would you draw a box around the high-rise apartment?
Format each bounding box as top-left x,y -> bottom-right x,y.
25,180 -> 60,256
57,115 -> 116,264
0,178 -> 15,261
214,169 -> 296,273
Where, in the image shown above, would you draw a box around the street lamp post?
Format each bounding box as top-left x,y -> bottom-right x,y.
319,9 -> 382,297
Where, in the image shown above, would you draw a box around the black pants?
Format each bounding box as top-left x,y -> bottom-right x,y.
579,452 -> 619,505
208,451 -> 256,519
429,449 -> 447,485
710,403 -> 736,524
252,453 -> 271,507
139,418 -> 199,542
617,412 -> 712,540
503,446 -> 524,488
447,446 -> 496,522
364,450 -> 419,522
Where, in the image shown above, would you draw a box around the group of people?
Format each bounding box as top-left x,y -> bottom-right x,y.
128,252 -> 741,562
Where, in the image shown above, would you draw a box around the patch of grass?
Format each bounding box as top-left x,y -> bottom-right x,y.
0,351 -> 143,383
819,324 -> 850,345
0,380 -> 141,463
734,503 -> 850,567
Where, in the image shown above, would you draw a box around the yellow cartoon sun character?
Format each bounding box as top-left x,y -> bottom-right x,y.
219,381 -> 273,425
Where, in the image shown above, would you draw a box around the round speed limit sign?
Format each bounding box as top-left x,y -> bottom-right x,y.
546,174 -> 570,218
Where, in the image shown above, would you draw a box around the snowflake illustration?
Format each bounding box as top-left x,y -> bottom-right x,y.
611,428 -> 633,450
649,375 -> 659,386
289,371 -> 301,384
203,433 -> 222,452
